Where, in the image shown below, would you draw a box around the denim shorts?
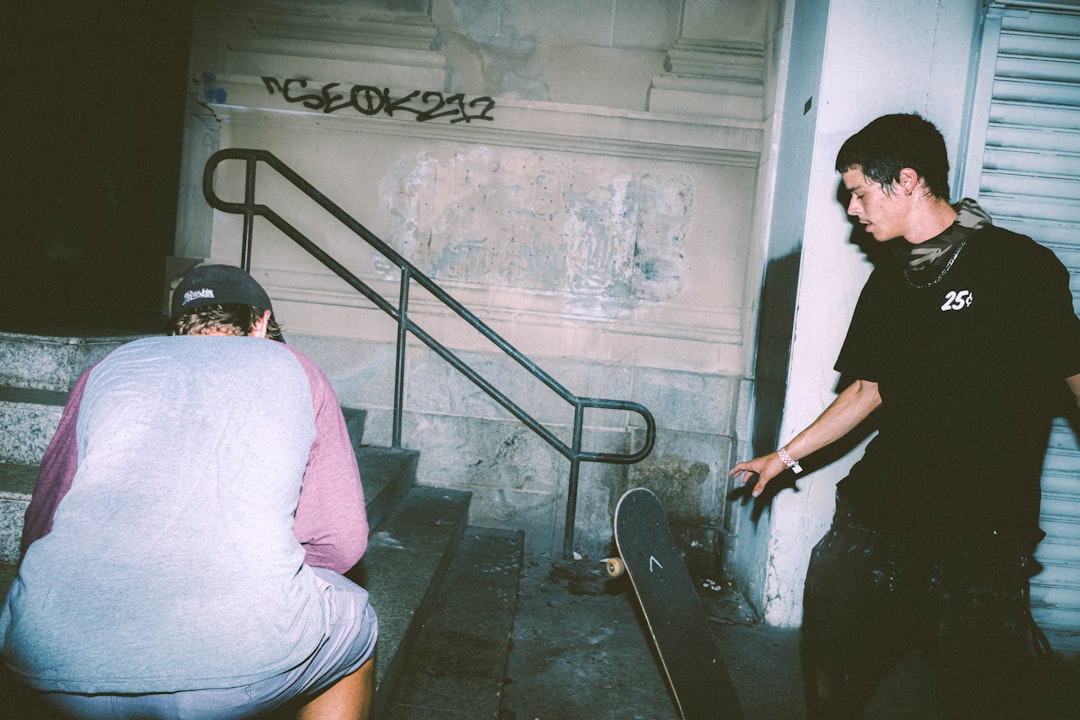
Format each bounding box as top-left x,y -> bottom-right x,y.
35,567 -> 378,720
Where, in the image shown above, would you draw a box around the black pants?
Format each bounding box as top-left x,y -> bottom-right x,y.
801,506 -> 1050,720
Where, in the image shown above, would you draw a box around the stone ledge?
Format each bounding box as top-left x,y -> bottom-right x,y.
200,74 -> 764,165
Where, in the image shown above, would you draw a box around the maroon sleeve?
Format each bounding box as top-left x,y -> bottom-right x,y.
287,346 -> 369,574
20,369 -> 91,558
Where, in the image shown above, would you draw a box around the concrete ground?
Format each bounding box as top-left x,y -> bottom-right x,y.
500,554 -> 1080,720
3,550 -> 1079,719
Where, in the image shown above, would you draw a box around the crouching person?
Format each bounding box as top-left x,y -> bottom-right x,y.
1,264 -> 377,719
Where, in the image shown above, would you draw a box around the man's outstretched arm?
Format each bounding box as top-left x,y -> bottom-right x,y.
729,378 -> 882,498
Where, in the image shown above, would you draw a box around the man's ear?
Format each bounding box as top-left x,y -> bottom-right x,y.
251,310 -> 272,338
898,167 -> 920,196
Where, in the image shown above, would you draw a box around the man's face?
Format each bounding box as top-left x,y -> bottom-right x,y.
841,167 -> 909,242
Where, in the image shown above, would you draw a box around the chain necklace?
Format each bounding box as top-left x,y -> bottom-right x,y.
903,240 -> 967,289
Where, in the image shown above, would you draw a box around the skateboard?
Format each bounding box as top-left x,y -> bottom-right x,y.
607,488 -> 744,720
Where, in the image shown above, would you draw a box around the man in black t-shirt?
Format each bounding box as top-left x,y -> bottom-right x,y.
731,113 -> 1080,719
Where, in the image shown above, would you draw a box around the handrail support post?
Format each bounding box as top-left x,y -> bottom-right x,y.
393,268 -> 410,449
562,404 -> 586,558
241,157 -> 257,271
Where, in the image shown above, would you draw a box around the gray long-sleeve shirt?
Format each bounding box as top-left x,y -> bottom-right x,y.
1,336 -> 368,693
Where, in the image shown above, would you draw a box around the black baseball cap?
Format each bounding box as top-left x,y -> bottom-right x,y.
171,264 -> 273,318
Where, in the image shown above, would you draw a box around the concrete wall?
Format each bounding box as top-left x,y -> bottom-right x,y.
172,0 -> 780,560
730,0 -> 984,626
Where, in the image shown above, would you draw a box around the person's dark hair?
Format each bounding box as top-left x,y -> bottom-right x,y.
167,304 -> 284,342
835,113 -> 951,200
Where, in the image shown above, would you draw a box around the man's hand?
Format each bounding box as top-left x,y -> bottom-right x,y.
729,453 -> 791,498
1067,372 -> 1080,411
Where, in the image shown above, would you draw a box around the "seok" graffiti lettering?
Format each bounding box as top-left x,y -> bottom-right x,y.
262,77 -> 496,124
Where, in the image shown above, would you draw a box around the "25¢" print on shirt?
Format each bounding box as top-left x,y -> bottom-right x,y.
941,290 -> 973,311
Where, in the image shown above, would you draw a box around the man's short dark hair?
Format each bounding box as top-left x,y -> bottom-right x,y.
835,113 -> 951,201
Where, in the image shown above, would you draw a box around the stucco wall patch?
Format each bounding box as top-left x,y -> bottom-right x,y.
380,147 -> 693,310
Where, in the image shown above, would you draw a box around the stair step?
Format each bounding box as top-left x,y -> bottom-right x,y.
357,445 -> 417,533
341,406 -> 367,447
0,464 -> 37,564
0,331 -> 142,392
348,486 -> 473,705
0,387 -> 68,466
381,526 -> 524,720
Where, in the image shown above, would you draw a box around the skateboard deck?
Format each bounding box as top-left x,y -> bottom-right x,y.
609,487 -> 743,720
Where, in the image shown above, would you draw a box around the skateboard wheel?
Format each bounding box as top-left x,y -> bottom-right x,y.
605,557 -> 624,577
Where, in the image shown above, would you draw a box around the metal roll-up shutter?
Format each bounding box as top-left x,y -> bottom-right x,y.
961,1 -> 1080,656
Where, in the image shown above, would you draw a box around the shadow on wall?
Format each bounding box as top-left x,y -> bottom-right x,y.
750,250 -> 801,461
739,239 -> 877,520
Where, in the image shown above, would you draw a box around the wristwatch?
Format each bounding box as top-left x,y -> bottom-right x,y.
777,447 -> 803,474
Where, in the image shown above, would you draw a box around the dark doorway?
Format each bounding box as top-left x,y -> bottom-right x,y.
3,0 -> 192,334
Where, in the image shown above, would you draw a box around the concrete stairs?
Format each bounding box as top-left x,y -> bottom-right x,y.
0,329 -> 524,717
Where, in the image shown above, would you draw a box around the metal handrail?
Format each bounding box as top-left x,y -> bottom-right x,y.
203,148 -> 655,557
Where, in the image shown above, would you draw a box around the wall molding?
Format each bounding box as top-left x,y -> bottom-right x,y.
203,74 -> 763,166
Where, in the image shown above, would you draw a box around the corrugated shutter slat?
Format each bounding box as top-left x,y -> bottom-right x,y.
966,3 -> 1080,657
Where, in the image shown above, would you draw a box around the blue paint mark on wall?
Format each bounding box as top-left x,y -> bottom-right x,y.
201,72 -> 227,104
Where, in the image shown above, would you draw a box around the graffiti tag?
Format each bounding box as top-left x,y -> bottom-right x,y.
261,77 -> 495,124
